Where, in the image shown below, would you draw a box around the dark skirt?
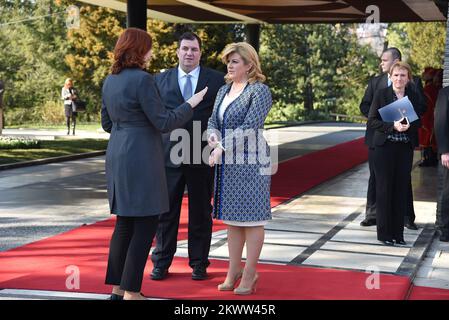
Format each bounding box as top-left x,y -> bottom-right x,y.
64,104 -> 77,118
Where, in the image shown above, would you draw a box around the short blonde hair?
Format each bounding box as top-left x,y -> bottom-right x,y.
390,61 -> 413,83
64,78 -> 73,86
221,42 -> 266,84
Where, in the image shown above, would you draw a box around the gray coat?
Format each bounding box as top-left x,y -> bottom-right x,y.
101,68 -> 193,217
208,82 -> 272,222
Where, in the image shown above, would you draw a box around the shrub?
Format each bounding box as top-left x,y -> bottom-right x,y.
0,136 -> 41,149
32,100 -> 66,125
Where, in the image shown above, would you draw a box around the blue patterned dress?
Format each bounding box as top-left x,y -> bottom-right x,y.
207,81 -> 272,223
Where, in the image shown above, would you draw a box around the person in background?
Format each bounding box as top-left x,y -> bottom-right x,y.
367,61 -> 424,246
418,67 -> 438,167
434,84 -> 449,242
359,47 -> 426,230
61,78 -> 78,135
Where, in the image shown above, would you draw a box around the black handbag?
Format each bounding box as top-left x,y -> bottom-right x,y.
72,99 -> 86,112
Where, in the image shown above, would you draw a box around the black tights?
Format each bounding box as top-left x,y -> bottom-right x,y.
66,116 -> 76,133
105,215 -> 159,292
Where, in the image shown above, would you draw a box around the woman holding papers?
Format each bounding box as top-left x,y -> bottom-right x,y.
368,61 -> 424,246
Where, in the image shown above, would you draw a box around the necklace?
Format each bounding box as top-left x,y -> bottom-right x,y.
229,81 -> 247,98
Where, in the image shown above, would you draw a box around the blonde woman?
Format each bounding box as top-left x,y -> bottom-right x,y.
61,78 -> 78,135
207,42 -> 272,295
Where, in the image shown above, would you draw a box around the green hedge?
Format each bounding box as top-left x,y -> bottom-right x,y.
0,137 -> 41,149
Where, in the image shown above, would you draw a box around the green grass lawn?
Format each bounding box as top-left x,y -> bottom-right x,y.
0,139 -> 108,165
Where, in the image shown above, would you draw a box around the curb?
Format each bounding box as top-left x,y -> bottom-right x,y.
0,150 -> 106,171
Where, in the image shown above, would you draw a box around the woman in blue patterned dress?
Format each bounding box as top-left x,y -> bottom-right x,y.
207,42 -> 272,295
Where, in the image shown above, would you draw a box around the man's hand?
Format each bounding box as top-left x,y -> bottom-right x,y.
442,153 -> 449,169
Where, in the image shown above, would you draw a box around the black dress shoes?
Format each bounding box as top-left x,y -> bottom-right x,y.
150,267 -> 169,280
395,240 -> 407,245
192,266 -> 208,280
109,293 -> 124,300
360,219 -> 376,227
405,222 -> 418,230
381,240 -> 395,246
440,234 -> 449,242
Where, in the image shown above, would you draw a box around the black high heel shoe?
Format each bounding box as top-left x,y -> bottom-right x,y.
109,293 -> 124,300
381,240 -> 395,246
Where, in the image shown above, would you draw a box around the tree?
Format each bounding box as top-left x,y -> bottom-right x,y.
406,22 -> 445,72
261,23 -> 378,122
386,22 -> 445,73
65,3 -> 125,121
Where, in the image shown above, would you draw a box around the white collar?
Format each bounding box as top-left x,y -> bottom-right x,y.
178,65 -> 200,79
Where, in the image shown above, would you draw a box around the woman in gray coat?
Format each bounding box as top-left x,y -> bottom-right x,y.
102,28 -> 207,300
208,42 -> 272,295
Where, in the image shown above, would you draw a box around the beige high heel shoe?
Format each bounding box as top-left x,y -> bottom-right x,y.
234,273 -> 258,295
218,271 -> 243,291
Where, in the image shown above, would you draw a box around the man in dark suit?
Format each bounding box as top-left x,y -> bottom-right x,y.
150,32 -> 225,280
434,86 -> 449,242
359,47 -> 426,229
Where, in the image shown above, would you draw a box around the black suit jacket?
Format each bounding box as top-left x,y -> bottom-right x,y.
367,85 -> 423,148
154,66 -> 225,168
360,73 -> 426,146
435,86 -> 449,155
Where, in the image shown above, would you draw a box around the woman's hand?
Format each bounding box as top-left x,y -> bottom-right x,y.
187,87 -> 208,108
208,147 -> 223,167
208,132 -> 219,148
393,119 -> 410,132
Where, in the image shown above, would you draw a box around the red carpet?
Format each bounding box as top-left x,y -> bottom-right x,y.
270,136 -> 368,206
408,285 -> 449,300
1,137 -> 414,300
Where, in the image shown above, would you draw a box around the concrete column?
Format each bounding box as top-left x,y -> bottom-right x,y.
246,24 -> 260,52
127,0 -> 147,31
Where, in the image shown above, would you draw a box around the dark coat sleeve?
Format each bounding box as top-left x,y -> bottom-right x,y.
101,78 -> 112,133
367,90 -> 395,134
101,96 -> 112,133
137,73 -> 193,133
435,88 -> 449,154
360,77 -> 375,117
413,76 -> 427,116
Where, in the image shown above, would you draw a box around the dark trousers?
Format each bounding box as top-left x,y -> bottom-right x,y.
365,148 -> 377,220
373,141 -> 413,241
365,148 -> 416,223
105,215 -> 159,292
151,165 -> 214,270
436,159 -> 449,235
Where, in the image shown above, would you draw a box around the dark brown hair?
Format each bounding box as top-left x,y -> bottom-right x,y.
178,31 -> 202,50
111,28 -> 152,74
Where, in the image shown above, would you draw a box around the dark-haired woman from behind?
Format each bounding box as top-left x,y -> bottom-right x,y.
102,28 -> 207,300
